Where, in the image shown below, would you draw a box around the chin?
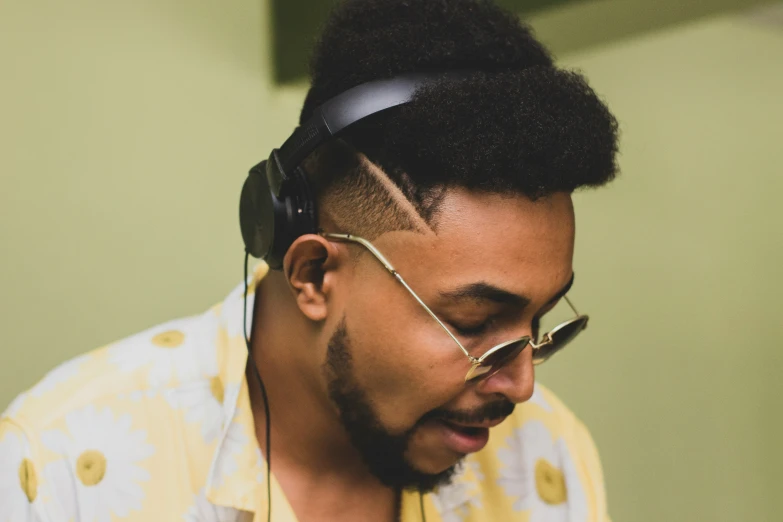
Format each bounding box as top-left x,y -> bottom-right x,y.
405,423 -> 467,474
412,451 -> 463,477
403,452 -> 462,493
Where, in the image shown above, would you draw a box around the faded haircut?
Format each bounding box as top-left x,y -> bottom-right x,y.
304,139 -> 434,240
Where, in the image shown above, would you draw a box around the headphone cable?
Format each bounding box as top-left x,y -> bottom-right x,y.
244,252 -> 273,522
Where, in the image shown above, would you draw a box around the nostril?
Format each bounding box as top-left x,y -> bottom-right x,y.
476,358 -> 535,405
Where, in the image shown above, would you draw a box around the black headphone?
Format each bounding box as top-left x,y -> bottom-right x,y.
239,71 -> 466,269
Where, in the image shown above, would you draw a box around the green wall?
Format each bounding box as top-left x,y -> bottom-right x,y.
0,0 -> 300,397
1,1 -> 781,521
535,11 -> 783,521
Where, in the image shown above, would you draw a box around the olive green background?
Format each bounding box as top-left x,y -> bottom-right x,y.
1,1 -> 781,520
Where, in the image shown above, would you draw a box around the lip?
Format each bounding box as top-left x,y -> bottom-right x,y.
434,417 -> 507,455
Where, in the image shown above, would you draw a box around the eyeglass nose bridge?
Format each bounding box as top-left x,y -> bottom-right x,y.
529,333 -> 554,350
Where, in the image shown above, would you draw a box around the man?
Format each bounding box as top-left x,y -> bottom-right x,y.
0,0 -> 619,520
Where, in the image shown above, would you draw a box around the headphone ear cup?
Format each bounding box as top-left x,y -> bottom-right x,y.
239,161 -> 276,259
290,166 -> 318,238
264,166 -> 318,269
239,157 -> 319,270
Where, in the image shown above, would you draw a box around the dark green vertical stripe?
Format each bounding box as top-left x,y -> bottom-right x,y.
270,0 -> 573,84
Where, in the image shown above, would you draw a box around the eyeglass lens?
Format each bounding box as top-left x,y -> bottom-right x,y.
531,316 -> 588,365
466,338 -> 529,382
467,316 -> 589,381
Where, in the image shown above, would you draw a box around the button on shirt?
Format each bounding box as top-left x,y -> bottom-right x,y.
0,262 -> 610,521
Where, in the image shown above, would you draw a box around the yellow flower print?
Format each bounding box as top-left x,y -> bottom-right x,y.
109,316 -> 219,387
497,421 -> 588,521
534,458 -> 567,505
432,461 -> 484,522
151,330 -> 186,348
40,405 -> 155,522
76,450 -> 107,486
166,381 -> 239,444
18,458 -> 37,502
0,428 -> 41,519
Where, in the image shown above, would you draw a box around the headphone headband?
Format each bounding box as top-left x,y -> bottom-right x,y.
240,71 -> 469,267
277,71 -> 468,176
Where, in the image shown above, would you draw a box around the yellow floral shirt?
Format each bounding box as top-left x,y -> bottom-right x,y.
0,262 -> 610,522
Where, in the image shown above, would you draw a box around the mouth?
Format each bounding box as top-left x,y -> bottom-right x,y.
434,416 -> 507,455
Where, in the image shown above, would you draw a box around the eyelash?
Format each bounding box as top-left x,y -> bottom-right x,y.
453,323 -> 489,337
455,315 -> 544,339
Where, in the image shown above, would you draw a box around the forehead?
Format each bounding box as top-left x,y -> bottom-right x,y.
375,188 -> 576,299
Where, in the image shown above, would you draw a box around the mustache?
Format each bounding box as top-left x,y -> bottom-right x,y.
420,400 -> 515,426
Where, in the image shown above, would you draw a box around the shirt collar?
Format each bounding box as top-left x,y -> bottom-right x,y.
204,260 -> 282,515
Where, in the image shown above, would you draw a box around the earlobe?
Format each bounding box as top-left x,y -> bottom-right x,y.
283,235 -> 341,322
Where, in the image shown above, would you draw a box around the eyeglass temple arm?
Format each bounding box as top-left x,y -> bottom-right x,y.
322,233 -> 475,361
563,295 -> 581,316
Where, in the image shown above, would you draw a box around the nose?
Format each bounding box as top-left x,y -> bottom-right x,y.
474,343 -> 535,403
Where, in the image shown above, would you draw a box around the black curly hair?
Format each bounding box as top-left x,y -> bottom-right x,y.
301,0 -> 620,236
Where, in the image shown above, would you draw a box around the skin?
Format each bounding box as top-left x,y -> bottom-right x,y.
246,186 -> 576,522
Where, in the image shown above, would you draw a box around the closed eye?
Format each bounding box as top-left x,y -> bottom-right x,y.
452,322 -> 489,337
453,303 -> 554,340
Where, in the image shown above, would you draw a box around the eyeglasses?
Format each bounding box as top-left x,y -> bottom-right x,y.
321,232 -> 589,382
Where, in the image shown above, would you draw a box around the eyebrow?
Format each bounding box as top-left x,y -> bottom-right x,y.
439,273 -> 575,308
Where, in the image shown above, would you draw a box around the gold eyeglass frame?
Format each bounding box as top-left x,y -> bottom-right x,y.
321,232 -> 589,382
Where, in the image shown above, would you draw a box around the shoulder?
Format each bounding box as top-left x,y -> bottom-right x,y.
0,305 -> 229,521
2,306 -> 222,436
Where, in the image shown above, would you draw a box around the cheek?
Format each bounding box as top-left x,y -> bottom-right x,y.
343,287 -> 465,428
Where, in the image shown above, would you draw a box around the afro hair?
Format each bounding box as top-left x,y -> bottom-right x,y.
300,0 -> 620,229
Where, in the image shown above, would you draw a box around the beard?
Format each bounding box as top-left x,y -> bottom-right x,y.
322,318 -> 458,493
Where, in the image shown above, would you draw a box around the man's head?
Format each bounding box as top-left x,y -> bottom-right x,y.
269,0 -> 618,492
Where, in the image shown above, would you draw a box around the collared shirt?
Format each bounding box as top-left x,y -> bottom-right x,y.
0,262 -> 610,522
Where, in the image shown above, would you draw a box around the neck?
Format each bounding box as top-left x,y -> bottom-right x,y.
246,271 -> 399,521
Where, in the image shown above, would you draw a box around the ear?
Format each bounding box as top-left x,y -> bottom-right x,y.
282,234 -> 342,322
